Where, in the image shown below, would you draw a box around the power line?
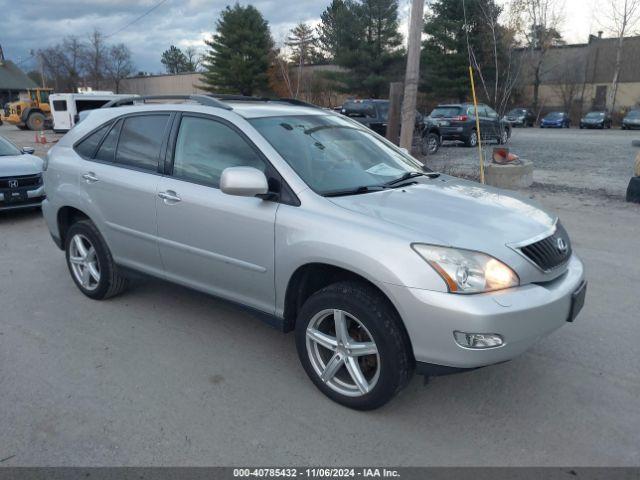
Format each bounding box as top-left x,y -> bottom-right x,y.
105,0 -> 170,39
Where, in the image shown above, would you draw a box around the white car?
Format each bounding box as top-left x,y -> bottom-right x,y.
0,136 -> 44,211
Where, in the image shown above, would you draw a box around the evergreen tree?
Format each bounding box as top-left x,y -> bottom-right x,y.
331,0 -> 404,98
317,0 -> 356,62
161,45 -> 188,74
421,0 -> 509,103
201,4 -> 274,96
286,23 -> 319,66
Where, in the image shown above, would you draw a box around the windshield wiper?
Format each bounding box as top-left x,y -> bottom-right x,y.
384,171 -> 439,187
324,185 -> 387,197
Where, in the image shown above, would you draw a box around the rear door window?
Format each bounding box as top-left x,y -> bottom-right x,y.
115,115 -> 170,172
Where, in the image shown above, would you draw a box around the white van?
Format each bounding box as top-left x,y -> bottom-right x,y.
50,93 -> 134,133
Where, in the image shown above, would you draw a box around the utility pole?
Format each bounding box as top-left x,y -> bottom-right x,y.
386,82 -> 403,145
399,0 -> 425,150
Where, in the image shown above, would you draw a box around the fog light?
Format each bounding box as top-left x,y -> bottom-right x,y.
454,331 -> 504,349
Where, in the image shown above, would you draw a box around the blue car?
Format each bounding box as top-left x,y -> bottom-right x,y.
540,111 -> 571,128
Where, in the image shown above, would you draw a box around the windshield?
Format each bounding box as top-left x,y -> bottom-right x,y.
249,114 -> 424,196
585,112 -> 604,119
545,112 -> 564,119
626,110 -> 640,118
0,136 -> 22,156
508,109 -> 526,116
342,102 -> 376,118
430,107 -> 461,118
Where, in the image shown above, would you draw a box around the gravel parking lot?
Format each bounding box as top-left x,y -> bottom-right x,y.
1,124 -> 639,466
426,127 -> 640,197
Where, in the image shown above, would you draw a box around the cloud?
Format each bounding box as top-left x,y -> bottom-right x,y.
0,0 -> 342,74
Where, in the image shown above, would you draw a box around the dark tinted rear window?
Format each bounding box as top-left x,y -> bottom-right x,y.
115,115 -> 169,171
342,102 -> 376,118
430,107 -> 462,118
74,123 -> 111,158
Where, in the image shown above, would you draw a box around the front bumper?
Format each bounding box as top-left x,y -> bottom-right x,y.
385,255 -> 585,369
0,186 -> 45,211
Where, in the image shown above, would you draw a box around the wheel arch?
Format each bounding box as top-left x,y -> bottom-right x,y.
57,206 -> 92,248
282,263 -> 413,353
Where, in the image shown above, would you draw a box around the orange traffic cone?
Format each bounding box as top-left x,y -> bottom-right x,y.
34,131 -> 40,144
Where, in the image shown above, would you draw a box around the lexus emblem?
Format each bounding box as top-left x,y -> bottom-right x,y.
8,179 -> 18,188
556,237 -> 568,253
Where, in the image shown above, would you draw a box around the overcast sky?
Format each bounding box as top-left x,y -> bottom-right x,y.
0,0 -> 601,75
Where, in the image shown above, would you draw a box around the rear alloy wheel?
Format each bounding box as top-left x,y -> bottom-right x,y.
421,132 -> 440,155
295,281 -> 413,410
65,220 -> 128,300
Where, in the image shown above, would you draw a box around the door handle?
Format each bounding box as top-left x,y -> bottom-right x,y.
82,172 -> 98,183
158,190 -> 181,203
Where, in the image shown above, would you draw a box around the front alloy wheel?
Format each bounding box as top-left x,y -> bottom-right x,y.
306,309 -> 380,397
295,281 -> 413,410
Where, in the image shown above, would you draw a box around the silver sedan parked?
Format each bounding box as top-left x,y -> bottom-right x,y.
41,95 -> 587,410
0,136 -> 45,211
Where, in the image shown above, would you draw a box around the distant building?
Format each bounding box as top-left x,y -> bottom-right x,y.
0,46 -> 38,106
517,33 -> 640,117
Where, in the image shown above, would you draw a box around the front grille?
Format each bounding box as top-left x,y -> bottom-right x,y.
0,174 -> 42,189
519,223 -> 572,271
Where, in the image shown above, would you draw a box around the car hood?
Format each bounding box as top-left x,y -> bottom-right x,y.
0,154 -> 43,176
328,175 -> 556,255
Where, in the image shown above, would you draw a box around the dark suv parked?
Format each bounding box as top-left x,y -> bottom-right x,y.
504,108 -> 535,127
579,111 -> 612,129
428,103 -> 511,147
341,99 -> 442,155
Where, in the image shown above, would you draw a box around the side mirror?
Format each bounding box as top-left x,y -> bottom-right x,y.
22,147 -> 35,154
220,166 -> 269,198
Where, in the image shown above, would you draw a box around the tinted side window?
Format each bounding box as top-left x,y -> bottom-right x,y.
74,123 -> 111,158
172,116 -> 266,188
485,106 -> 498,118
95,121 -> 122,163
53,100 -> 67,111
115,115 -> 169,171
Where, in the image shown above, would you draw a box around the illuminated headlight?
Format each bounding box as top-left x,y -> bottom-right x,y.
454,331 -> 504,349
412,244 -> 519,294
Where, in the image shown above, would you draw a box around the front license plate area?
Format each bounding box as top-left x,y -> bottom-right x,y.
567,281 -> 587,322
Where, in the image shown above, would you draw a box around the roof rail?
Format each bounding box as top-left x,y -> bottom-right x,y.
100,94 -> 233,110
207,93 -> 322,109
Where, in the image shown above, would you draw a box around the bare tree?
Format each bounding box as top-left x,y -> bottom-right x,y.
600,0 -> 640,112
184,46 -> 202,72
105,44 -> 135,93
38,36 -> 86,92
82,29 -> 107,89
511,0 -> 566,114
469,2 -> 523,116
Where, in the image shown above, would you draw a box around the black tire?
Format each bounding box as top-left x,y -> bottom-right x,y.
26,112 -> 46,131
65,220 -> 128,300
497,128 -> 509,145
17,125 -> 29,130
421,131 -> 440,155
464,130 -> 478,147
295,281 -> 413,410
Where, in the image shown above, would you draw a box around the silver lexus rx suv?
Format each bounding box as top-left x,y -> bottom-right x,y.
42,95 -> 586,410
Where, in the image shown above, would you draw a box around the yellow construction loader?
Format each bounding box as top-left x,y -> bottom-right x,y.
1,88 -> 53,130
